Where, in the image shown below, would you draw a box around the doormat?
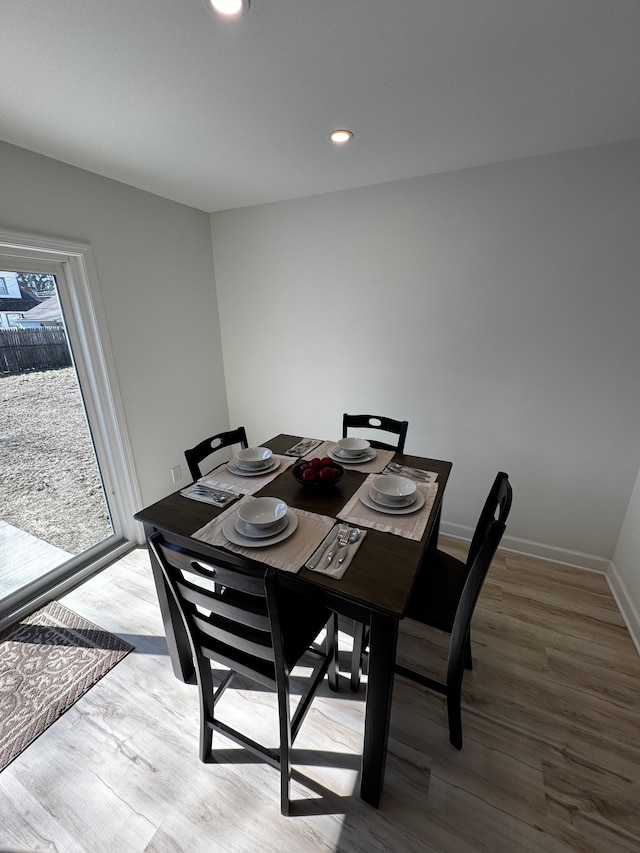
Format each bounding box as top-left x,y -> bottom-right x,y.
0,601 -> 133,772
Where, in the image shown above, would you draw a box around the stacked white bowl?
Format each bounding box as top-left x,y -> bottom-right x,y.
234,446 -> 273,470
369,474 -> 416,506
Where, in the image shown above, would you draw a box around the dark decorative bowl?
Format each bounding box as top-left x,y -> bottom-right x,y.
292,460 -> 344,488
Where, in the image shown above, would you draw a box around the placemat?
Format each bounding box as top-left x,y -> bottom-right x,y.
304,441 -> 394,474
192,495 -> 335,573
337,474 -> 439,541
199,454 -> 296,495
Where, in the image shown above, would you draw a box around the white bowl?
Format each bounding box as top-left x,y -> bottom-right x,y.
237,496 -> 288,529
337,437 -> 370,457
235,446 -> 273,469
370,474 -> 416,504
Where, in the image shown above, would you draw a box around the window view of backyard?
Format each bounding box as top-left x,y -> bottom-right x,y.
1,267 -> 116,606
1,367 -> 113,556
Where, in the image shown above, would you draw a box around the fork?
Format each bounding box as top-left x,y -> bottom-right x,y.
386,461 -> 430,481
322,525 -> 350,570
193,485 -> 235,501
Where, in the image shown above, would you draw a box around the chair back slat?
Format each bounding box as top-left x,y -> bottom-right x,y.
192,612 -> 275,663
166,544 -> 266,596
175,579 -> 271,633
184,426 -> 249,481
342,413 -> 408,453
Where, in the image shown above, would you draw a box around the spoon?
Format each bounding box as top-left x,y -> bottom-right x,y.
337,528 -> 361,565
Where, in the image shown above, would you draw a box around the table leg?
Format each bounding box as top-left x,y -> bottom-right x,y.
360,611 -> 398,807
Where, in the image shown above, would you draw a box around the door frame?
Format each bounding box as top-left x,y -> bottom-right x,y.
0,227 -> 141,626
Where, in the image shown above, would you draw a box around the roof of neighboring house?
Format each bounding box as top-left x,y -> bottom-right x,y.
0,285 -> 42,313
20,293 -> 62,322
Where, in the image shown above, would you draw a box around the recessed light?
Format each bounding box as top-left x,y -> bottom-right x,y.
207,0 -> 249,16
330,129 -> 354,145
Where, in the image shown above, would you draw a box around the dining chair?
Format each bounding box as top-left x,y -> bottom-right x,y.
342,413 -> 409,453
184,426 -> 249,481
148,531 -> 339,815
351,472 -> 512,750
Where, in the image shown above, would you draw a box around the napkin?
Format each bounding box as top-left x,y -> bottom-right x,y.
382,462 -> 438,483
198,455 -> 296,495
337,474 -> 438,541
284,438 -> 323,457
305,525 -> 366,580
304,441 -> 394,474
180,483 -> 237,507
192,495 -> 335,573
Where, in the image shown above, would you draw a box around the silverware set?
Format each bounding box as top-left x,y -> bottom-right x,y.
308,523 -> 362,571
385,461 -> 432,481
285,438 -> 320,457
191,484 -> 237,503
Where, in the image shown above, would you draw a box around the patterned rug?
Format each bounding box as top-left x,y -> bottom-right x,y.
0,601 -> 133,772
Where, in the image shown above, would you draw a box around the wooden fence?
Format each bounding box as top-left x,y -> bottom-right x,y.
0,327 -> 72,374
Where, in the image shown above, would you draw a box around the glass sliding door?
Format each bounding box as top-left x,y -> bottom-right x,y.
0,236 -> 139,626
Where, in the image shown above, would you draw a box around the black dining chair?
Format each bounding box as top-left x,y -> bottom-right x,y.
342,413 -> 409,453
148,531 -> 339,815
184,426 -> 249,481
351,472 -> 512,750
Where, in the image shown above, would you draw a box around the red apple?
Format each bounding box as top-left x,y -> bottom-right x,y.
318,467 -> 335,482
320,457 -> 333,468
302,468 -> 317,482
308,457 -> 324,470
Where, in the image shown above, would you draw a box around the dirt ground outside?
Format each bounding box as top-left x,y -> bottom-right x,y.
1,367 -> 113,554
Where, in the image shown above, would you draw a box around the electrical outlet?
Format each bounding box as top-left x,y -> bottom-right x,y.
171,465 -> 182,483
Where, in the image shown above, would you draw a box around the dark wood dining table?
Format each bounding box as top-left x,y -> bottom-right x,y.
134,433 -> 452,808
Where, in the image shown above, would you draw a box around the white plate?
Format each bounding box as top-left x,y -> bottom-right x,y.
328,445 -> 377,464
368,487 -> 417,509
234,515 -> 288,539
234,457 -> 273,472
223,508 -> 298,547
358,483 -> 425,515
226,458 -> 280,477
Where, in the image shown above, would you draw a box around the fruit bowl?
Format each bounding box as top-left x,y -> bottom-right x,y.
293,458 -> 344,488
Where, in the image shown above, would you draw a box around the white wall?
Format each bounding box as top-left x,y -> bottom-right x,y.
211,139 -> 640,565
0,140 -> 229,507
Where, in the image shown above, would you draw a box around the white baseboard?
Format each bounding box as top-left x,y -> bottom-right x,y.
440,521 -> 640,656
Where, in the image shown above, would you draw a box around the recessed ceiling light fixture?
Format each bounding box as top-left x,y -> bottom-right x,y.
207,0 -> 249,16
330,129 -> 354,145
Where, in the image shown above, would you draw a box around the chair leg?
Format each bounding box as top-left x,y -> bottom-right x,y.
277,680 -> 292,815
327,613 -> 339,692
447,687 -> 463,750
198,660 -> 214,762
350,620 -> 367,692
447,645 -> 467,750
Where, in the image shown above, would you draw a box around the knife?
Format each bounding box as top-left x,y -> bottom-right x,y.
307,525 -> 340,569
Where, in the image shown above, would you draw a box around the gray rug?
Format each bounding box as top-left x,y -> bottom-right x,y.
0,601 -> 133,772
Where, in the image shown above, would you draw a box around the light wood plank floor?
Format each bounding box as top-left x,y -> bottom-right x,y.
1,539 -> 639,853
0,520 -> 71,598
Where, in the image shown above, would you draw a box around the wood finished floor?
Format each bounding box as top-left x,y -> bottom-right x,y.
1,539 -> 639,853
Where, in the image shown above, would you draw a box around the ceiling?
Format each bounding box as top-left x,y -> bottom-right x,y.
2,0 -> 640,213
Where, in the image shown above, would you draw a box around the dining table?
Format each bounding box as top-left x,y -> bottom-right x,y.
134,433 -> 452,808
